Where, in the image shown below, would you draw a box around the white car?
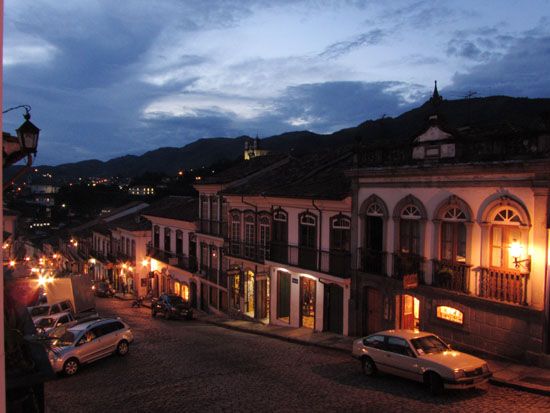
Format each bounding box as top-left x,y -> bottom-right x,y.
34,311 -> 75,334
28,300 -> 73,324
352,329 -> 492,394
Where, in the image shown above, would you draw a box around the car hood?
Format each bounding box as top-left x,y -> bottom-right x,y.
422,350 -> 485,370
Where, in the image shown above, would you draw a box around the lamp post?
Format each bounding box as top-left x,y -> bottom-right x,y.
2,105 -> 40,190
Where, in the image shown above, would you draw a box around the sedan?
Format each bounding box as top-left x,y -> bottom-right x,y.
151,294 -> 193,320
352,329 -> 492,395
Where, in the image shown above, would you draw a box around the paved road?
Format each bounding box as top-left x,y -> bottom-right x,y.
45,299 -> 550,413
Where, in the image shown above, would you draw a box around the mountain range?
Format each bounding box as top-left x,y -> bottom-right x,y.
30,96 -> 550,180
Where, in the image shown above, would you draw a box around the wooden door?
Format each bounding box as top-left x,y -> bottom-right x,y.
324,284 -> 343,334
400,294 -> 415,330
362,287 -> 381,335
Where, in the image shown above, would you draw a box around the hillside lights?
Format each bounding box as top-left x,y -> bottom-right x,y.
509,240 -> 531,272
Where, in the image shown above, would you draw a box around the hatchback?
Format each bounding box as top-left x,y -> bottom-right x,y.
48,317 -> 134,376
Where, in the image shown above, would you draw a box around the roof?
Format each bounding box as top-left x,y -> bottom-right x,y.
222,149 -> 353,200
141,196 -> 198,222
202,153 -> 289,184
371,329 -> 434,340
109,213 -> 151,232
89,222 -> 111,236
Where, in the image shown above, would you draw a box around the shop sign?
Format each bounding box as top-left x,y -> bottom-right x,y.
292,278 -> 299,284
403,273 -> 418,289
436,306 -> 464,325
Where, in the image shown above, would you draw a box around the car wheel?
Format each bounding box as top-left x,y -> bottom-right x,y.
361,356 -> 377,376
116,340 -> 129,356
426,372 -> 444,396
63,358 -> 79,376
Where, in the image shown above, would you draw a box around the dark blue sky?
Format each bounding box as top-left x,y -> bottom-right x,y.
4,0 -> 550,165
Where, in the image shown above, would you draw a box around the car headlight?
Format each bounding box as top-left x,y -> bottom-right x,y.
481,363 -> 489,373
453,368 -> 466,379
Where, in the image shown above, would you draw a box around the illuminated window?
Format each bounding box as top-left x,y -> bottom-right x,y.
436,306 -> 464,325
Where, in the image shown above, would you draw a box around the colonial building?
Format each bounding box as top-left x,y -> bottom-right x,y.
348,91 -> 550,363
141,196 -> 199,305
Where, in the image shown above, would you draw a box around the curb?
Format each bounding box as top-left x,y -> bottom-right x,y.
198,317 -> 351,355
199,316 -> 550,396
489,377 -> 550,397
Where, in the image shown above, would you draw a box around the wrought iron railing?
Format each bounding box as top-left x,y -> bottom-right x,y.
268,242 -> 351,278
432,260 -> 471,293
357,248 -> 386,275
477,267 -> 528,305
147,245 -> 198,273
198,219 -> 228,238
224,241 -> 270,263
392,252 -> 425,282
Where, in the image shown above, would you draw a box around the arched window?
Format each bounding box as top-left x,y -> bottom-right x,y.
271,209 -> 288,262
244,214 -> 256,259
154,225 -> 160,248
299,212 -> 317,269
259,215 -> 271,260
330,214 -> 351,275
399,205 -> 422,255
360,195 -> 388,275
435,197 -> 471,264
176,230 -> 183,255
164,227 -> 171,252
489,206 -> 527,270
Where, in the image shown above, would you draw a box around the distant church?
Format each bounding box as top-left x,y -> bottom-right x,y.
243,136 -> 269,160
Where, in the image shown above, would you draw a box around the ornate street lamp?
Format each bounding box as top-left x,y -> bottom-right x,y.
2,105 -> 40,190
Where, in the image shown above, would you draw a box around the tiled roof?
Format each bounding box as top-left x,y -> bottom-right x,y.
89,222 -> 111,236
202,153 -> 289,184
222,149 -> 353,200
140,196 -> 198,222
109,213 -> 151,232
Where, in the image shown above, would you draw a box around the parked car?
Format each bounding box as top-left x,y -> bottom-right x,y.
352,330 -> 492,395
28,300 -> 74,324
151,294 -> 193,320
35,311 -> 75,335
93,281 -> 115,298
48,317 -> 134,376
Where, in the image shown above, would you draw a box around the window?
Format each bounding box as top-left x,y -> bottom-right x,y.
211,197 -> 219,221
299,213 -> 317,269
277,271 -> 290,322
489,206 -> 526,270
330,215 -> 350,251
154,226 -> 160,248
231,212 -> 241,256
399,205 -> 421,255
200,196 -> 209,220
387,337 -> 414,356
164,228 -> 171,252
131,240 -> 136,258
176,230 -> 183,255
363,335 -> 385,349
200,243 -> 209,270
244,215 -> 256,258
271,209 -> 288,262
126,238 -> 130,256
259,216 -> 270,260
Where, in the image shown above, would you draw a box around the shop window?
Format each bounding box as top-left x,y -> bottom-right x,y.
231,272 -> 241,310
300,277 -> 316,329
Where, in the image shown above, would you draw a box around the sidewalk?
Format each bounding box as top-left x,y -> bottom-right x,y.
192,310 -> 550,396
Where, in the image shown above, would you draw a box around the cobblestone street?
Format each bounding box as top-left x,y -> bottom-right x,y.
45,299 -> 550,413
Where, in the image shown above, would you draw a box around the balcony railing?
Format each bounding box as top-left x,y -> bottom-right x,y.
432,260 -> 471,294
392,252 -> 425,282
357,248 -> 386,275
198,219 -> 228,238
269,242 -> 351,278
147,245 -> 198,273
477,267 -> 528,305
200,264 -> 219,283
225,241 -> 270,263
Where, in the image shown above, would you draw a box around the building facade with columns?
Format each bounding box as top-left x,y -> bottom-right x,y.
348,94 -> 550,363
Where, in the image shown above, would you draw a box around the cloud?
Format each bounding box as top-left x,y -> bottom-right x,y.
450,35 -> 550,98
319,29 -> 385,59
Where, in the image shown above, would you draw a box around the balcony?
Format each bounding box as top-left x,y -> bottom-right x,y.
147,245 -> 198,273
200,264 -> 219,283
269,242 -> 351,278
357,248 -> 386,276
392,252 -> 425,282
432,260 -> 470,294
225,241 -> 270,263
477,267 -> 528,305
198,219 -> 228,238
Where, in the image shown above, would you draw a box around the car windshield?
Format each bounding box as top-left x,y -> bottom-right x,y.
36,317 -> 55,328
30,306 -> 50,317
410,335 -> 449,355
167,296 -> 184,305
52,331 -> 76,347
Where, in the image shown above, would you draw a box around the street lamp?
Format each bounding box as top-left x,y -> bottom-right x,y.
509,240 -> 531,272
3,105 -> 40,190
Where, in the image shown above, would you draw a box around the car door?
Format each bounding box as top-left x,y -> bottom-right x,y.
99,321 -> 122,353
75,326 -> 106,363
383,336 -> 423,382
362,335 -> 390,373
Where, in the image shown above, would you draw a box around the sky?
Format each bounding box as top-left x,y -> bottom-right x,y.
4,0 -> 550,166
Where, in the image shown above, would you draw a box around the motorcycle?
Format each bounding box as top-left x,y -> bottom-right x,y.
131,296 -> 144,308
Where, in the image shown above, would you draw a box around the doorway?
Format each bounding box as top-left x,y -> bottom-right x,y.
397,294 -> 419,330
324,284 -> 343,334
362,286 -> 381,335
244,270 -> 255,317
300,277 -> 316,329
256,276 -> 269,321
